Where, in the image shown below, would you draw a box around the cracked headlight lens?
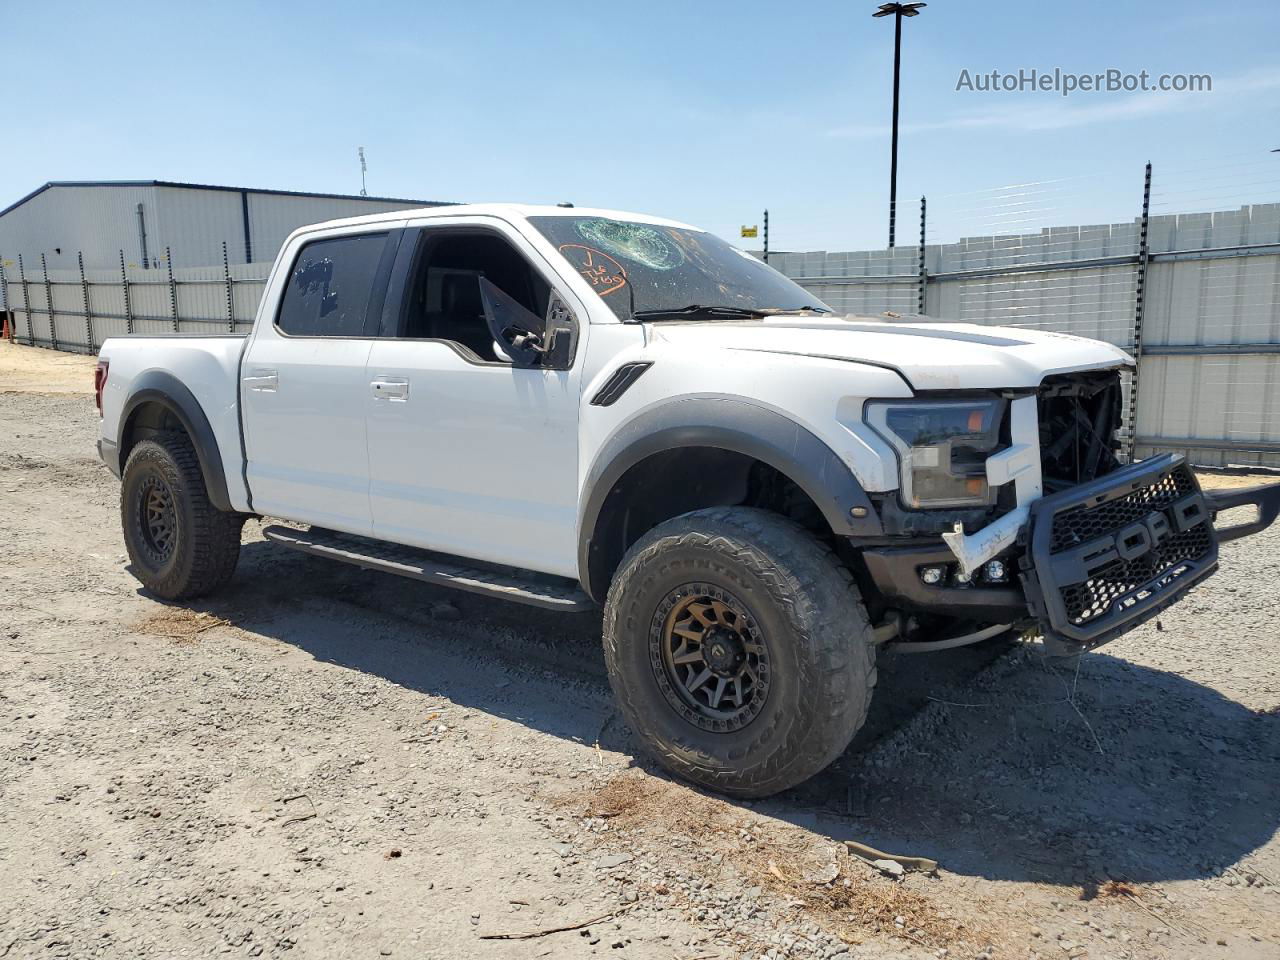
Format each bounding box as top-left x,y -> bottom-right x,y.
865,398 -> 1004,508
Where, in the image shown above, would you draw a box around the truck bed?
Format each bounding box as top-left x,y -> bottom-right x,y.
97,334 -> 251,512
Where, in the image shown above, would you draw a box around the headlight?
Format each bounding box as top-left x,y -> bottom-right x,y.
865,398 -> 1005,508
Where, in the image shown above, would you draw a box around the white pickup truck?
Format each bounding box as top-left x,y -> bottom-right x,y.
95,203 -> 1280,797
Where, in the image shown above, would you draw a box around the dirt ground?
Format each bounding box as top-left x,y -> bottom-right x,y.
3,341 -> 1279,960
0,341 -> 99,393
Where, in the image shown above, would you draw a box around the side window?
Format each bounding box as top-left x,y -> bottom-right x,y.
276,233 -> 388,337
396,231 -> 553,361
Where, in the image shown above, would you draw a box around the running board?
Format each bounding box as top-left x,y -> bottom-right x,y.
261,525 -> 594,612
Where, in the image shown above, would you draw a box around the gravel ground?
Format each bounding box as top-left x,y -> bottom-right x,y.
2,343 -> 1278,960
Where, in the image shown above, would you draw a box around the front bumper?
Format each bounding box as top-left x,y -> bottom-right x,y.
864,454 -> 1280,653
1021,454 -> 1218,650
861,542 -> 1028,622
1205,481 -> 1280,543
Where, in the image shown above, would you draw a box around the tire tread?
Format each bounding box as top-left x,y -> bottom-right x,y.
603,507 -> 876,797
121,431 -> 243,600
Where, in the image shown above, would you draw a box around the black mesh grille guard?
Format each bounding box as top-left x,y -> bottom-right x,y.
1020,453 -> 1219,651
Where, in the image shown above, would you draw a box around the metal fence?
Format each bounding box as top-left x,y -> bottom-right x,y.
4,162 -> 1279,469
768,161 -> 1280,469
1,241 -> 272,348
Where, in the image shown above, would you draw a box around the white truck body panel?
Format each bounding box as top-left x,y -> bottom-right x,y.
577,338 -> 913,495
98,336 -> 253,511
645,319 -> 1134,391
365,340 -> 582,576
237,218 -> 406,535
97,202 -> 1132,581
358,213 -> 591,575
241,335 -> 376,534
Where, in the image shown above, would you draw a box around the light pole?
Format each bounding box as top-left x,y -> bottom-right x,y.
872,2 -> 926,248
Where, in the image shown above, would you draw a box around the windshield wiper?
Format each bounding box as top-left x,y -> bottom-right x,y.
755,305 -> 834,315
632,304 -> 767,321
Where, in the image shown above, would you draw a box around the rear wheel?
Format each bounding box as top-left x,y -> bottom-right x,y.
603,507 -> 877,798
121,431 -> 244,600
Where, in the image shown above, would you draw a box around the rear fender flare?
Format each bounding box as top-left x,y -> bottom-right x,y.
117,371 -> 233,513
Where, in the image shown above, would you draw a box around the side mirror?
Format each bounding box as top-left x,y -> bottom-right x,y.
541,295 -> 575,368
478,277 -> 546,368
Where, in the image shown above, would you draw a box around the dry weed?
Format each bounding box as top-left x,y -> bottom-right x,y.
1098,879 -> 1139,899
575,773 -> 1008,956
134,608 -> 231,644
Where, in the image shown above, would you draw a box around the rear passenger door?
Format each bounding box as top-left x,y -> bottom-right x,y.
240,225 -> 402,535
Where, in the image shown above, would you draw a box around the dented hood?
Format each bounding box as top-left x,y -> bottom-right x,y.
646,316 -> 1133,391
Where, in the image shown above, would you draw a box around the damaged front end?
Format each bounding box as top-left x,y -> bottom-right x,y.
1021,454 -> 1216,652
858,368 -> 1280,654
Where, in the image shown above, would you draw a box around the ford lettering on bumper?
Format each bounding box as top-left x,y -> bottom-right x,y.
1021,454 -> 1219,650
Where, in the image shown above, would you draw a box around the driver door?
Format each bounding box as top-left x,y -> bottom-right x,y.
364,219 -> 585,578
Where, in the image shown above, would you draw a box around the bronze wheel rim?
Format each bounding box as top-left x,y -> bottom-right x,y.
649,583 -> 771,732
136,474 -> 177,566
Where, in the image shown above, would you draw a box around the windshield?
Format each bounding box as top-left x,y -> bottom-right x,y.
527,216 -> 831,321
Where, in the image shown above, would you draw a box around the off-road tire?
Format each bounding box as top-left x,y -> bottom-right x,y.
121,431 -> 244,600
603,507 -> 877,798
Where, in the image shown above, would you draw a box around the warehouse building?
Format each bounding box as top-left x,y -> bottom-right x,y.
0,180 -> 450,273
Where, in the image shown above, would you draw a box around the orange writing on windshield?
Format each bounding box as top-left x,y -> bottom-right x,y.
558,244 -> 627,297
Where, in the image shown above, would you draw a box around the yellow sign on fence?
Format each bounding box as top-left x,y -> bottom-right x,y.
740,225 -> 758,238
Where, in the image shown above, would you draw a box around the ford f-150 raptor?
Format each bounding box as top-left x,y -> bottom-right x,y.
94,204 -> 1280,797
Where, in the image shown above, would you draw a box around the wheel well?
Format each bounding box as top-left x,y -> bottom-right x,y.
119,401 -> 187,469
584,446 -> 830,601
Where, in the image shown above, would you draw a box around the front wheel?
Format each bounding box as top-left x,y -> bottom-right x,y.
603,507 -> 877,798
121,431 -> 244,600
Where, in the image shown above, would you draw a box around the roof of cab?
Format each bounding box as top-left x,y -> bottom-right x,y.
286,203 -> 704,240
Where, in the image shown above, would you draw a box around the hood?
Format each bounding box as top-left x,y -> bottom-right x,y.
645,316 -> 1133,391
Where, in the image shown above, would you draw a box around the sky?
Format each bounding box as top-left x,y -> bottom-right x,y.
3,0 -> 1279,251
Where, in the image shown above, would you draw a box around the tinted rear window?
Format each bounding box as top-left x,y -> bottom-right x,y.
276,233 -> 388,336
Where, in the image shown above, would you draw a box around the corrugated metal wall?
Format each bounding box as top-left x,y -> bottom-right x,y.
1133,204 -> 1280,467
768,203 -> 1280,468
0,182 -> 442,273
764,246 -> 920,317
0,184 -> 161,274
151,186 -> 246,267
927,223 -> 1141,348
246,192 -> 419,265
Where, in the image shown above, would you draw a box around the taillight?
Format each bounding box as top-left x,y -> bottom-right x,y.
94,359 -> 109,415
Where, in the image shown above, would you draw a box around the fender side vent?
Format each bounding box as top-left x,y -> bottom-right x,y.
590,361 -> 653,406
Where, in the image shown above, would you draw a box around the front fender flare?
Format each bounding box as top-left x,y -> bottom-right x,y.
117,371 -> 233,513
577,398 -> 883,599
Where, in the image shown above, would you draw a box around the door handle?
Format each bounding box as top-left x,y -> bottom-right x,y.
370,377 -> 409,401
243,369 -> 278,392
